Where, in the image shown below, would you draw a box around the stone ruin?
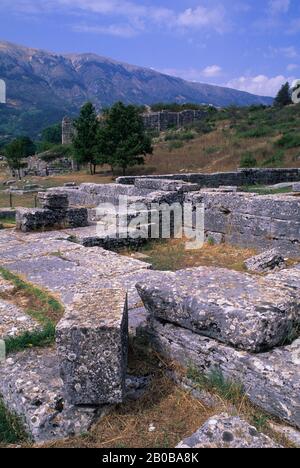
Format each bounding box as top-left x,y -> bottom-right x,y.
1,169 -> 300,446
61,109 -> 208,145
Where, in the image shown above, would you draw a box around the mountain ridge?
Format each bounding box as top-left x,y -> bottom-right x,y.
0,40 -> 273,139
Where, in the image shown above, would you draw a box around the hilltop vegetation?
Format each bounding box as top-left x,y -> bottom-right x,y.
141,103 -> 300,174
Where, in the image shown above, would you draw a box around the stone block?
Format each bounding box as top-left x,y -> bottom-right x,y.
56,289 -> 128,405
293,183 -> 300,192
38,191 -> 69,210
149,320 -> 300,428
244,249 -> 286,273
16,208 -> 62,232
177,414 -> 281,448
137,267 -> 299,352
65,208 -> 88,228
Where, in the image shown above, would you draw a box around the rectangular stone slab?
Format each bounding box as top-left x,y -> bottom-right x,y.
137,267 -> 299,352
149,319 -> 300,429
56,289 -> 128,405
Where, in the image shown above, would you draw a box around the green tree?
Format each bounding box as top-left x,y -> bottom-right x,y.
98,102 -> 153,176
41,123 -> 62,145
274,82 -> 292,107
4,137 -> 35,178
73,102 -> 99,175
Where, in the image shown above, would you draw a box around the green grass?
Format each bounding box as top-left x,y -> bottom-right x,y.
0,267 -> 63,353
0,398 -> 28,444
187,367 -> 244,405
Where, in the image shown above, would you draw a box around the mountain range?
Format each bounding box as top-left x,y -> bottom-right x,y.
0,41 -> 273,140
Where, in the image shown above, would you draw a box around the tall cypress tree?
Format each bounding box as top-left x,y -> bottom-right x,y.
73,102 -> 99,174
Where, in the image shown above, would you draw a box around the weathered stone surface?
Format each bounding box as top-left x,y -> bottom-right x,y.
149,320 -> 300,428
0,347 -> 106,442
269,422 -> 300,448
137,267 -> 299,352
16,208 -> 62,232
56,289 -> 128,405
244,249 -> 286,273
117,168 -> 300,188
267,264 -> 300,291
186,191 -> 300,257
0,276 -> 14,294
64,207 -> 88,228
38,191 -> 69,210
293,183 -> 300,193
0,299 -> 41,339
177,414 -> 281,448
134,178 -> 199,193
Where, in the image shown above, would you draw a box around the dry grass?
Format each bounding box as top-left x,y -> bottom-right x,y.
124,239 -> 257,272
43,342 -> 216,449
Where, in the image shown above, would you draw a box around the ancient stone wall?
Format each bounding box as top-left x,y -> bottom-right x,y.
117,168 -> 300,187
186,191 -> 300,257
141,109 -> 207,132
61,109 -> 207,144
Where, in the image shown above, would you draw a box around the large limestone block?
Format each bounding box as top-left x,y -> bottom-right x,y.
177,414 -> 281,448
137,267 -> 299,352
16,208 -> 61,232
38,191 -> 69,210
56,289 -> 128,405
149,320 -> 300,428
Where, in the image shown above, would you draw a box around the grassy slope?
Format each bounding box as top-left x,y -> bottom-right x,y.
140,103 -> 300,175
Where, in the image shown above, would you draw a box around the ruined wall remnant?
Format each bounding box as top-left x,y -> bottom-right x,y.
62,116 -> 75,145
117,168 -> 300,188
185,191 -> 300,257
61,109 -> 207,144
16,191 -> 88,232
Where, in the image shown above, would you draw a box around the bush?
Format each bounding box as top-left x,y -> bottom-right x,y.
240,153 -> 258,168
168,141 -> 184,151
261,151 -> 285,167
238,126 -> 273,138
276,133 -> 300,149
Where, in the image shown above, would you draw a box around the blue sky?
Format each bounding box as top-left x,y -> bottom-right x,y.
1,0 -> 300,96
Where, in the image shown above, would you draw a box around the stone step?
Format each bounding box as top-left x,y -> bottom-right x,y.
137,266 -> 300,353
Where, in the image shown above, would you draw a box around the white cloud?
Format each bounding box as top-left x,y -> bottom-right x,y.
159,65 -> 222,82
268,0 -> 290,15
1,1 -> 228,36
73,23 -> 137,38
202,65 -> 222,77
226,74 -> 295,97
287,63 -> 299,71
177,6 -> 227,33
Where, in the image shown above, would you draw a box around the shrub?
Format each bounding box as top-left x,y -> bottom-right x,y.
240,153 -> 258,168
276,133 -> 300,149
261,151 -> 285,167
168,141 -> 184,151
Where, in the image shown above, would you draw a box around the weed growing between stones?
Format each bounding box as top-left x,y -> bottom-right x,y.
0,398 -> 28,445
187,367 -> 244,406
0,267 -> 63,353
